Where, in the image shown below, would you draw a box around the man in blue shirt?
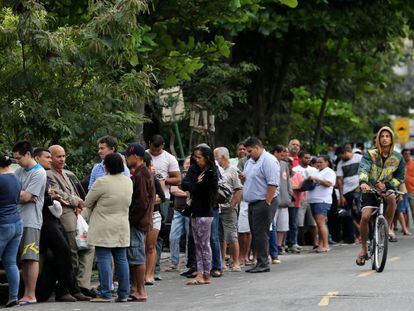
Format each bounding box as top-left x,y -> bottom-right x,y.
88,136 -> 130,189
241,137 -> 279,273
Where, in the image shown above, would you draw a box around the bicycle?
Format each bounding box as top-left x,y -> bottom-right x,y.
363,188 -> 404,272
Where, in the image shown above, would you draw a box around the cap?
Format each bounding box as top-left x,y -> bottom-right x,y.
125,143 -> 146,158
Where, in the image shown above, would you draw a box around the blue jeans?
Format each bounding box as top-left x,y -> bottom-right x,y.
155,201 -> 170,274
0,220 -> 23,301
169,210 -> 190,266
288,207 -> 299,246
96,247 -> 130,300
269,221 -> 279,258
210,209 -> 222,271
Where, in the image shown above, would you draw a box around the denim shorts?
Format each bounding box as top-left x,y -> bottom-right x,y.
127,227 -> 146,265
310,203 -> 331,217
398,194 -> 409,214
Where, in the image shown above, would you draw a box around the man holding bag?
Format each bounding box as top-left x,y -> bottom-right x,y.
34,148 -> 89,302
47,145 -> 95,298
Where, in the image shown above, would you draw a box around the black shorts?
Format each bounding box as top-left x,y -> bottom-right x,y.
361,193 -> 381,208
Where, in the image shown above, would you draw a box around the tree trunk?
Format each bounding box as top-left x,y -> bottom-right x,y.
134,101 -> 146,143
314,78 -> 333,147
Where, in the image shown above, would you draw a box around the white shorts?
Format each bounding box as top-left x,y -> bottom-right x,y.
237,201 -> 250,233
152,211 -> 162,231
274,208 -> 289,232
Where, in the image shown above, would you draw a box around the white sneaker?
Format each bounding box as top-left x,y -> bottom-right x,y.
271,258 -> 281,264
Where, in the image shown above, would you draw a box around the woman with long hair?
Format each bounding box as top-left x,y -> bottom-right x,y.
185,146 -> 218,285
142,152 -> 165,285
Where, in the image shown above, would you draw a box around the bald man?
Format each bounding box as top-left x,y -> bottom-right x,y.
288,139 -> 301,167
47,145 -> 95,297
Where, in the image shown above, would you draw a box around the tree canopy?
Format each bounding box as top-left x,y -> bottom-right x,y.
1,0 -> 414,175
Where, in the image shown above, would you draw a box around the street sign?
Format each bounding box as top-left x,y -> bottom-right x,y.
393,117 -> 410,144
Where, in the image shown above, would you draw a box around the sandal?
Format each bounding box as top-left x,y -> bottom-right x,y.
186,279 -> 206,285
211,270 -> 222,278
164,265 -> 178,272
356,254 -> 369,266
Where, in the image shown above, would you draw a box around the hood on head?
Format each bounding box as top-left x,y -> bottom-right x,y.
375,126 -> 394,155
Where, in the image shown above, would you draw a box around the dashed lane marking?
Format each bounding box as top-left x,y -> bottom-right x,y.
318,291 -> 338,307
357,270 -> 375,278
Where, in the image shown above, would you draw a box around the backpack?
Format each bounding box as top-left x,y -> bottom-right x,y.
217,179 -> 232,204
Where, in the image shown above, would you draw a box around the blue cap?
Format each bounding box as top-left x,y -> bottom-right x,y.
125,143 -> 146,158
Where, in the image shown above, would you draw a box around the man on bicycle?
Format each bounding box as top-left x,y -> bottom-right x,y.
356,126 -> 405,266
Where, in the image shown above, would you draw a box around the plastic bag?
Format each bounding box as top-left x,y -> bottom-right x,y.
48,200 -> 62,219
76,215 -> 90,250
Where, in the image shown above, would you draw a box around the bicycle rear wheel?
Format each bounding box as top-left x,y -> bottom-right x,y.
374,215 -> 388,272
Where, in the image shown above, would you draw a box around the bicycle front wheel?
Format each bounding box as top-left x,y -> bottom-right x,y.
374,215 -> 388,272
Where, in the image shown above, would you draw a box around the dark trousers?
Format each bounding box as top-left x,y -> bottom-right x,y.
186,218 -> 196,269
36,215 -> 80,302
248,200 -> 277,268
342,192 -> 360,243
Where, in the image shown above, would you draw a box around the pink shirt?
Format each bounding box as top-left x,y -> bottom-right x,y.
290,172 -> 305,208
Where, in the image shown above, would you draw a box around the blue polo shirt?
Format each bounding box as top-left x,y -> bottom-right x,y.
243,150 -> 280,203
88,160 -> 130,189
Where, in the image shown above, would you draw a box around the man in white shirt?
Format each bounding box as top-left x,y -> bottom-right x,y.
292,150 -> 318,247
147,135 -> 181,277
336,146 -> 363,244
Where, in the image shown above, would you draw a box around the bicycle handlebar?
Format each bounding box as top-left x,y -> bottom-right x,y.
363,188 -> 405,197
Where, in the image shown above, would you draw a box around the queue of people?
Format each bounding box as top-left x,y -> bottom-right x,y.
1,129 -> 412,305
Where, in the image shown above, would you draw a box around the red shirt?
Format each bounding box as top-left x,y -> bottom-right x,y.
405,159 -> 414,193
293,155 -> 299,168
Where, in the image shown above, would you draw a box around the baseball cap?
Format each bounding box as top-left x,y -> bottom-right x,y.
125,143 -> 146,157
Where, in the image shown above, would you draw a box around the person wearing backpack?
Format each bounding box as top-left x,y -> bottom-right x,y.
214,147 -> 243,272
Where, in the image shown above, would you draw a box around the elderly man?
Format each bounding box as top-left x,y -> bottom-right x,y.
214,147 -> 243,271
12,141 -> 47,305
241,137 -> 279,273
47,145 -> 95,297
33,148 -> 90,302
288,139 -> 301,167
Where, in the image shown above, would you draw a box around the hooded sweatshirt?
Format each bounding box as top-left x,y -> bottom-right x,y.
358,126 -> 405,189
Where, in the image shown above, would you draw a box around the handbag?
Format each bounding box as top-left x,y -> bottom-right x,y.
76,215 -> 90,250
300,179 -> 316,191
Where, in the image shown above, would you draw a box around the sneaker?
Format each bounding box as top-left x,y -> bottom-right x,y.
271,257 -> 281,264
289,245 -> 301,253
115,297 -> 128,303
277,246 -> 285,255
293,244 -> 303,250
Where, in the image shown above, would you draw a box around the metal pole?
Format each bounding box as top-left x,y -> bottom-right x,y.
173,122 -> 185,159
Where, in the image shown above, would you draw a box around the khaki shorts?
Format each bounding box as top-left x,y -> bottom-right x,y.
220,208 -> 238,244
20,227 -> 40,261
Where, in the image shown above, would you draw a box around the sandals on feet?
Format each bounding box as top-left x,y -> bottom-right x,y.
356,254 -> 369,266
186,279 -> 206,285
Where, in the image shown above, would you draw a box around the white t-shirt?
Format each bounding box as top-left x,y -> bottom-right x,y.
293,165 -> 318,179
336,154 -> 362,195
148,150 -> 180,199
307,167 -> 336,204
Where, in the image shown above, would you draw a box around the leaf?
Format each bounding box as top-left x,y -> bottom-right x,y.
279,0 -> 298,8
129,54 -> 139,66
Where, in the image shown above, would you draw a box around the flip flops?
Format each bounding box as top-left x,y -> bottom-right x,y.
19,300 -> 37,306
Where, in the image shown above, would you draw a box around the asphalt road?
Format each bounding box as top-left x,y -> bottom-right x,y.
16,233 -> 414,311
